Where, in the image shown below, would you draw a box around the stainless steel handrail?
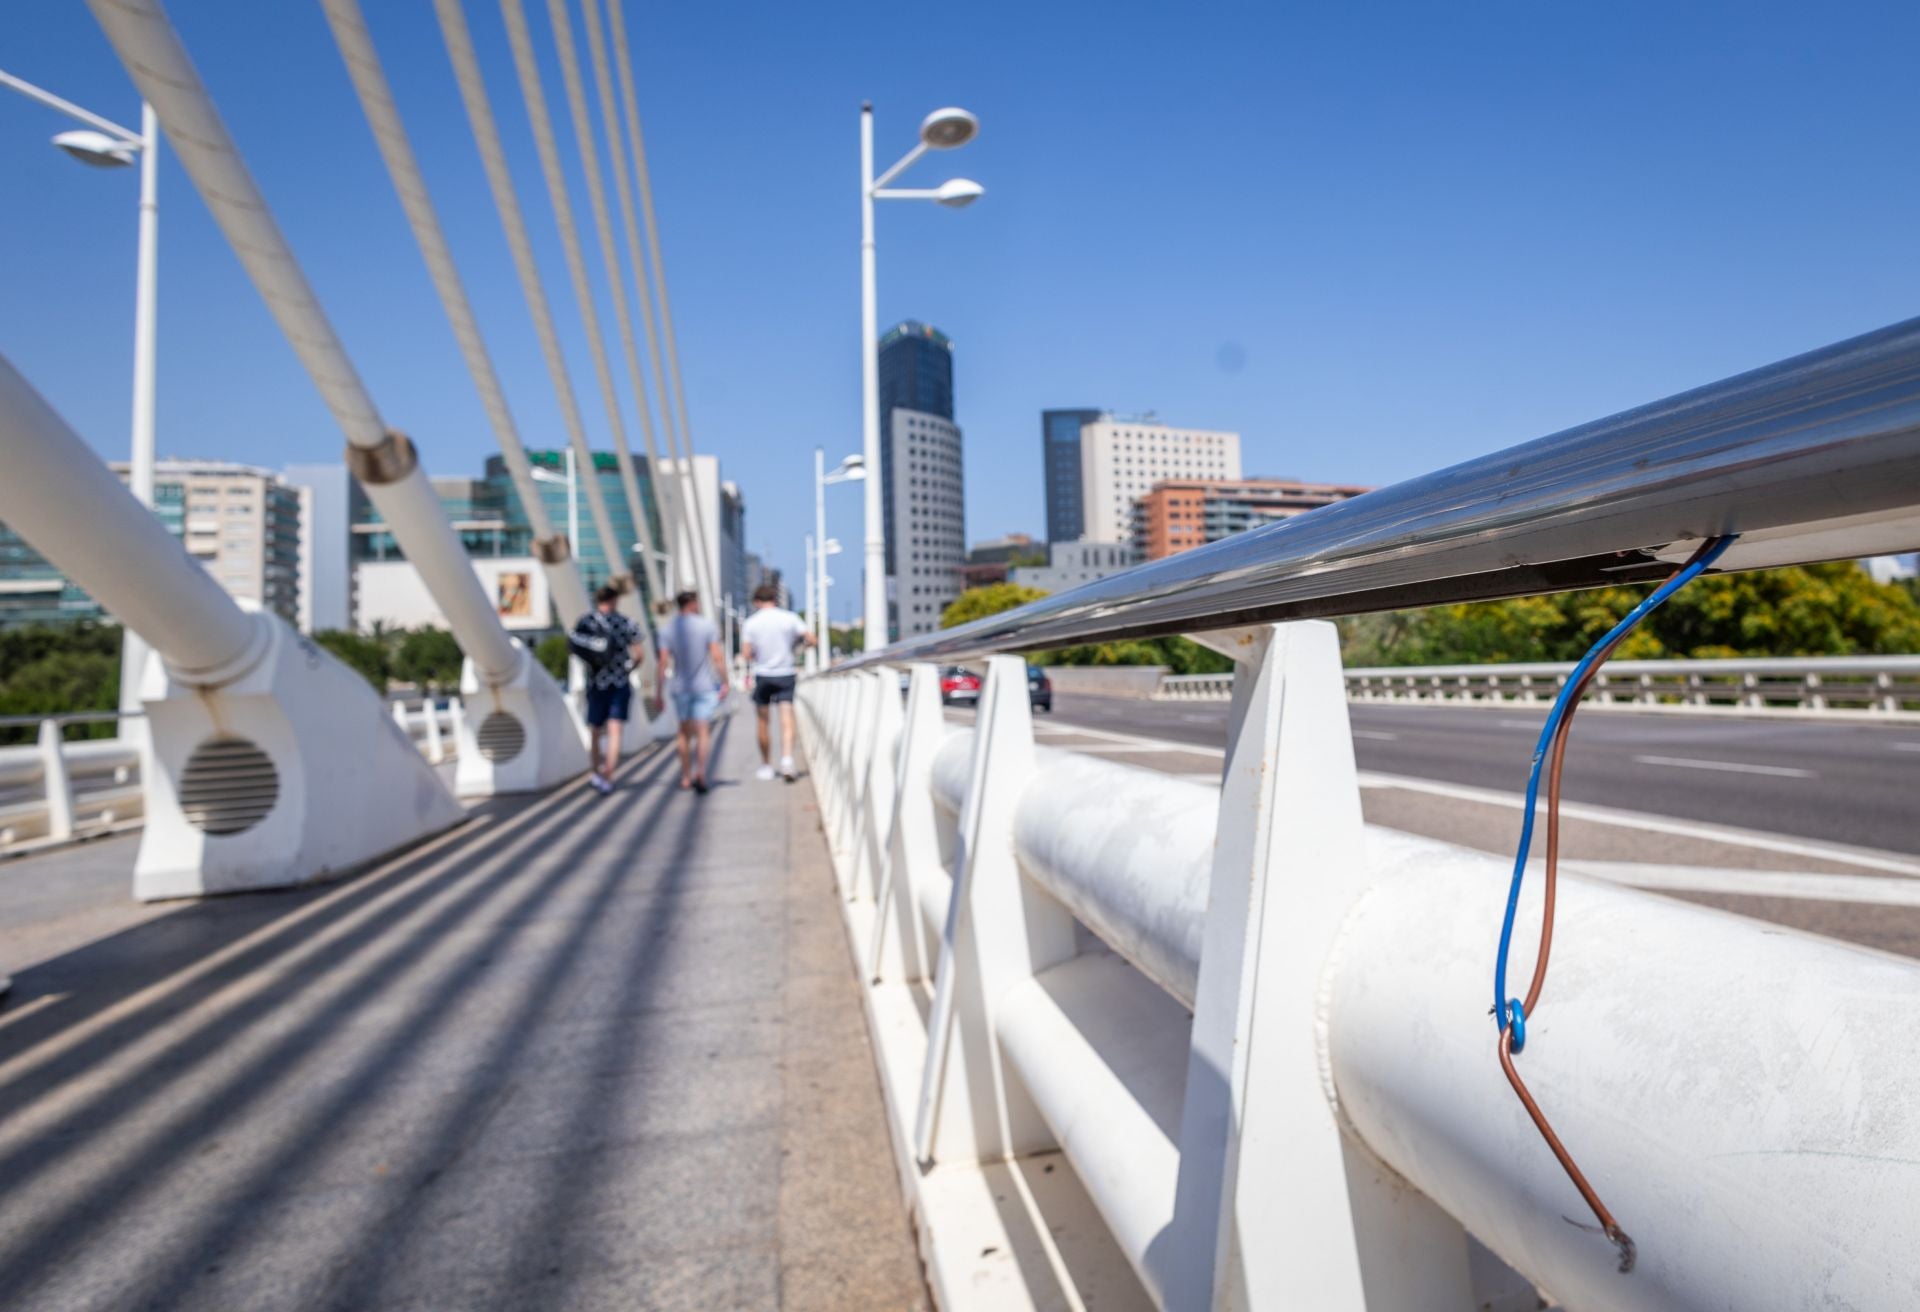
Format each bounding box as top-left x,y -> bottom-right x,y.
841,316 -> 1920,668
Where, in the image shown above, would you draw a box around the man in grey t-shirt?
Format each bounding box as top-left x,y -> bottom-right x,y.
658,590 -> 727,793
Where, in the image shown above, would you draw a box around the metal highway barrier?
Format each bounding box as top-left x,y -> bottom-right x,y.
1150,654 -> 1920,716
799,318 -> 1920,1310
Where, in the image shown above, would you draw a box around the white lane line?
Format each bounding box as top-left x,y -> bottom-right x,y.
1498,719 -> 1546,730
1894,743 -> 1920,753
1356,771 -> 1920,877
1072,743 -> 1222,757
1034,720 -> 1226,757
1565,861 -> 1920,908
1351,729 -> 1399,741
1632,755 -> 1814,778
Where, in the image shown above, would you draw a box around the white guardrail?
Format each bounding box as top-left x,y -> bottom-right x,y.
1152,654 -> 1920,716
799,640 -> 1920,1311
0,701 -> 460,855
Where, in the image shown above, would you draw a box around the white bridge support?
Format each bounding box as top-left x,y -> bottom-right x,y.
0,356 -> 463,901
800,623 -> 1920,1310
87,0 -> 585,799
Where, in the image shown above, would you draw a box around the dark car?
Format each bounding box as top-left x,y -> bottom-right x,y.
940,666 -> 981,706
1027,665 -> 1052,713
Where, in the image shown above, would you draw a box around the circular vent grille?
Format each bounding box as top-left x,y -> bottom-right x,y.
179,736 -> 279,836
476,711 -> 526,763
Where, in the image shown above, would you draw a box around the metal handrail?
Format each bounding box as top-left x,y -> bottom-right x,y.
839,316 -> 1920,668
0,709 -> 144,729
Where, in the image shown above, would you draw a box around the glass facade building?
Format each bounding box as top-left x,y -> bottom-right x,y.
1040,408 -> 1102,544
877,321 -> 954,576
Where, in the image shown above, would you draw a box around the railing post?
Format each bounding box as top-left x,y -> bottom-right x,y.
447,697 -> 466,758
1165,620 -> 1476,1310
867,663 -> 943,984
422,697 -> 445,763
912,654 -> 1073,1163
852,667 -> 902,905
1805,670 -> 1826,711
38,718 -> 75,843
834,673 -> 881,880
1879,668 -> 1898,714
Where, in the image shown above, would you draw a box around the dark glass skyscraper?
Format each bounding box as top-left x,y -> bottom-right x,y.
1041,408 -> 1102,543
877,321 -> 954,575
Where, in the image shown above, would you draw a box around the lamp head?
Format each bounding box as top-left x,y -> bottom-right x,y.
52,129 -> 138,168
934,177 -> 984,208
830,454 -> 867,480
919,107 -> 979,150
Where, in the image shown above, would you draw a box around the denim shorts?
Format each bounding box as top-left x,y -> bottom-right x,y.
585,682 -> 632,726
672,689 -> 721,722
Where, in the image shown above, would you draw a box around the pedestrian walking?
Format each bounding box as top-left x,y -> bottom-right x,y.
568,583 -> 645,795
739,583 -> 814,781
659,590 -> 728,793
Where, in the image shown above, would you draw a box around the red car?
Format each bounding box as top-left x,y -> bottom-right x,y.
940,666 -> 981,705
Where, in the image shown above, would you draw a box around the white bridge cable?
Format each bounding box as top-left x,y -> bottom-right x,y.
431,0 -> 650,626
543,0 -> 707,607
494,0 -> 668,610
318,0 -> 591,625
84,0 -> 522,685
605,0 -> 719,609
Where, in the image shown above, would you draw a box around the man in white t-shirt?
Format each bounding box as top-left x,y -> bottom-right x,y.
739,583 -> 814,781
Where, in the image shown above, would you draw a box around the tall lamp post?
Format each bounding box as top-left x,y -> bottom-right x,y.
815,447 -> 864,666
859,102 -> 981,652
2,71 -> 158,739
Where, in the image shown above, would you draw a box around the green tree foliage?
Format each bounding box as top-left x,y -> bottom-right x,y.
939,583 -> 1048,630
312,629 -> 390,692
0,622 -> 122,745
391,627 -> 465,691
535,633 -> 571,682
1337,563 -> 1920,666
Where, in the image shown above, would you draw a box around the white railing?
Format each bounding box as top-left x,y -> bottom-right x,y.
0,712 -> 143,853
0,701 -> 463,855
800,636 -> 1920,1311
1149,655 -> 1920,717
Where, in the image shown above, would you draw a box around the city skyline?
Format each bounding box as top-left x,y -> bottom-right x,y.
5,4 -> 1920,601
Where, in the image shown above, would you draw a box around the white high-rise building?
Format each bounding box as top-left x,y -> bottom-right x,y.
889,406 -> 966,638
1075,415 -> 1241,544
658,455 -> 748,615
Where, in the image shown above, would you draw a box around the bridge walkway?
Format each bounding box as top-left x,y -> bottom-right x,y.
0,709 -> 925,1311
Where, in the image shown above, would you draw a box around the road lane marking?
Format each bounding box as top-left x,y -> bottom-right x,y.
1632,755 -> 1814,778
1033,720 -> 1225,756
1894,743 -> 1920,753
1351,730 -> 1399,741
1498,719 -> 1546,729
1356,771 -> 1920,877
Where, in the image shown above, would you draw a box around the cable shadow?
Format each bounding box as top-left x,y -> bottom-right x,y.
0,746 -> 678,1302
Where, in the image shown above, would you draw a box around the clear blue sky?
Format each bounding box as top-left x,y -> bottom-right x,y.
6,2 -> 1919,620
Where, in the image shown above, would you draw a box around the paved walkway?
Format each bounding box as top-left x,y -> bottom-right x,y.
0,709 -> 926,1310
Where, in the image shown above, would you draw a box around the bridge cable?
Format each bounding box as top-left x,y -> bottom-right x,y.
539,0 -> 708,608
1493,533 -> 1737,1275
318,0 -> 592,624
601,0 -> 723,612
577,0 -> 712,605
495,0 -> 668,610
431,0 -> 656,643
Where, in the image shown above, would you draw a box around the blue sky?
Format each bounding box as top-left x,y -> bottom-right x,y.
5,2 -> 1919,619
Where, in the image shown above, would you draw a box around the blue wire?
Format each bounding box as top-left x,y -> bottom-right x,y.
1493,536 -> 1737,1037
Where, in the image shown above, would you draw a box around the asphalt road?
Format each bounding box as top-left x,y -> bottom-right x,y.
1037,695 -> 1920,856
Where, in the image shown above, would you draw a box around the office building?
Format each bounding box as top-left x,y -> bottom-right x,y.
1040,409 -> 1103,543
959,532 -> 1044,588
1132,476 -> 1371,561
0,520 -> 98,628
889,408 -> 966,639
282,463 -> 362,632
1071,414 -> 1241,544
1010,541 -> 1138,594
877,320 -> 954,572
659,456 -> 748,613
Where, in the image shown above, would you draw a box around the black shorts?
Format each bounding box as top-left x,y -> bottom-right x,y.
752,674 -> 796,706
585,682 -> 632,726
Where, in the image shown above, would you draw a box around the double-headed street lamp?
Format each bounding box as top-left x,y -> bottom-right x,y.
813,448 -> 864,668
859,103 -> 981,652
2,71 -> 158,739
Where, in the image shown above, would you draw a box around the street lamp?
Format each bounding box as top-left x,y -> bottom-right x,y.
859,102 -> 981,652
815,447 -> 864,669
1,70 -> 158,741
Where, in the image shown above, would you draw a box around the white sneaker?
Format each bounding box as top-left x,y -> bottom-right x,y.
779,756 -> 796,781
755,764 -> 776,781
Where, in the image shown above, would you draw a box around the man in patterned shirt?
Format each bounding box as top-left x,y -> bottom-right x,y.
568,584 -> 645,794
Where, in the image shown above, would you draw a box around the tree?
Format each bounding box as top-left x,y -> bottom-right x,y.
313,629 -> 390,692
392,627 -> 465,692
535,633 -> 571,682
0,623 -> 122,745
940,583 -> 1048,629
